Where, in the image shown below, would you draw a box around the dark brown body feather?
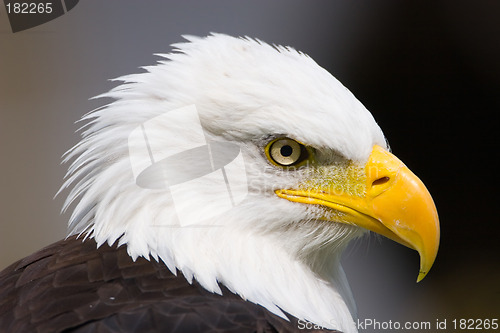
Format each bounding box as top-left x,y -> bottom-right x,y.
0,236 -> 335,333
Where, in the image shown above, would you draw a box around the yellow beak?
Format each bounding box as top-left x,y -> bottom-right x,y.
276,145 -> 440,282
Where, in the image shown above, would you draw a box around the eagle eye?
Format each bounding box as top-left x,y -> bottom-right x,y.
265,138 -> 310,167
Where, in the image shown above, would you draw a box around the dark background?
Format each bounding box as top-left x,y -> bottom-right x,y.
1,1 -> 498,331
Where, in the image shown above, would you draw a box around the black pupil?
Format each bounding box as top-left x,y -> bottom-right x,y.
280,145 -> 293,157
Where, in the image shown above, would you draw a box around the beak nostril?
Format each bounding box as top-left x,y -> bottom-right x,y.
372,176 -> 390,187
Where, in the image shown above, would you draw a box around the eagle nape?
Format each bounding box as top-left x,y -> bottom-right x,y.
0,34 -> 440,333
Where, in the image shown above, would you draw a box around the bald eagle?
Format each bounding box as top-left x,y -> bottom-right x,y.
0,34 -> 439,333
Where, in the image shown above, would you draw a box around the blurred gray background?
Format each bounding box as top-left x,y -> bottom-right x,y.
1,1 -> 499,331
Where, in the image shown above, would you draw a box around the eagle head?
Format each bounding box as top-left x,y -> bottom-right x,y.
61,34 -> 439,332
